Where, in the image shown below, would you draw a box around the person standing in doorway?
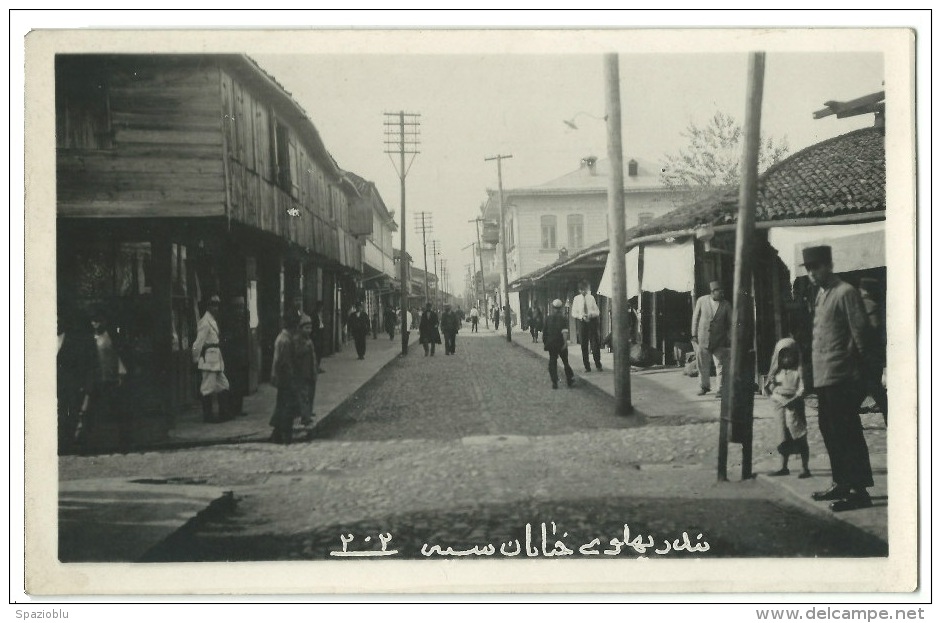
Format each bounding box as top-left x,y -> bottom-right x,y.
348,301 -> 370,360
571,280 -> 603,373
223,296 -> 250,418
89,307 -> 128,449
419,302 -> 442,357
441,303 -> 460,355
802,245 -> 874,512
58,308 -> 99,453
542,299 -> 575,389
193,294 -> 231,423
691,280 -> 732,396
858,277 -> 888,424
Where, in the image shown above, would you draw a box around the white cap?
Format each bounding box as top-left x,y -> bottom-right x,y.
552,299 -> 563,308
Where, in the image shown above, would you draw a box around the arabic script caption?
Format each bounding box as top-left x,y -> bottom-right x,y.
329,522 -> 711,558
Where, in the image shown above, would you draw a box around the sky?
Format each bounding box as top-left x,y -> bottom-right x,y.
252,50 -> 884,288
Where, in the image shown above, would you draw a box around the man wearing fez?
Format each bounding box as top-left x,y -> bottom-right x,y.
691,280 -> 733,396
803,245 -> 874,512
348,301 -> 371,360
570,279 -> 603,373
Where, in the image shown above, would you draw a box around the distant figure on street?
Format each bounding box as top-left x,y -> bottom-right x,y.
313,301 -> 326,373
469,306 -> 480,332
492,305 -> 501,331
571,280 -> 602,373
542,299 -> 574,389
223,296 -> 250,418
764,337 -> 811,479
691,280 -> 732,396
348,301 -> 370,360
269,311 -> 299,445
295,314 -> 318,427
441,303 -> 460,355
419,302 -> 442,357
858,277 -> 888,424
527,303 -> 543,343
803,245 -> 874,512
193,294 -> 231,423
384,305 -> 397,341
456,306 -> 466,326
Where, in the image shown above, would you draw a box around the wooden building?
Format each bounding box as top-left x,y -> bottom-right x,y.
56,54 -> 369,438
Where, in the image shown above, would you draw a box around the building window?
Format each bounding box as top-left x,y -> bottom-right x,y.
273,120 -> 297,197
567,214 -> 584,250
638,211 -> 654,226
541,215 -> 557,249
55,62 -> 112,150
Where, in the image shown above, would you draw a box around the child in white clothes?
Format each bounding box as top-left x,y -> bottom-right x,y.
764,337 -> 811,478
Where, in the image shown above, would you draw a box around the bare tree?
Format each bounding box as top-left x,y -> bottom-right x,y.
660,111 -> 790,205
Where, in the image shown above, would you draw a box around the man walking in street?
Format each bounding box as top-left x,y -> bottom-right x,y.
803,245 -> 875,512
492,305 -> 501,331
419,302 -> 442,356
441,303 -> 460,355
384,305 -> 397,341
691,280 -> 732,396
348,301 -> 370,360
543,299 -> 575,389
571,280 -> 602,373
469,306 -> 479,332
528,302 -> 543,343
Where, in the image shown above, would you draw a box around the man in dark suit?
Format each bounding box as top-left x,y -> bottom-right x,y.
347,301 -> 370,360
542,298 -> 575,389
691,280 -> 733,396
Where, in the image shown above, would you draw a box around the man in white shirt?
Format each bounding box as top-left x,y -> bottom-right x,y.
571,279 -> 603,373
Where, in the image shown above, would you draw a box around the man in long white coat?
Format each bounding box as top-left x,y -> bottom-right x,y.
691,280 -> 733,396
193,294 -> 230,422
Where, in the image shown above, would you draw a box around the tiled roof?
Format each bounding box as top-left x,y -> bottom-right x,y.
632,126 -> 886,237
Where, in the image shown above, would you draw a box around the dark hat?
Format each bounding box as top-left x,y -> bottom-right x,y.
859,277 -> 879,291
709,280 -> 722,291
801,245 -> 832,267
209,294 -> 222,304
299,314 -> 313,327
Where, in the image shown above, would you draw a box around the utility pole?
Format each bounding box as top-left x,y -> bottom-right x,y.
468,218 -> 490,328
440,258 -> 448,306
384,111 -> 420,356
414,211 -> 433,307
485,154 -> 513,342
719,52 -> 765,482
429,240 -> 442,309
604,53 -> 633,416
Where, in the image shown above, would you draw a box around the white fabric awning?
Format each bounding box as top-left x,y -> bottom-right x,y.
767,221 -> 885,279
597,247 -> 640,299
641,240 -> 695,294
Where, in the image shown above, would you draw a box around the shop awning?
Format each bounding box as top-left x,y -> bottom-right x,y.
597,247 -> 640,299
767,221 -> 885,279
597,240 -> 694,298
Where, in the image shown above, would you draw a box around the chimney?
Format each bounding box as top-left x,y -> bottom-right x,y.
581,156 -> 598,175
628,159 -> 638,177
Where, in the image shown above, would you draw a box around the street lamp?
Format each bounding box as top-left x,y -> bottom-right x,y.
563,111 -> 608,130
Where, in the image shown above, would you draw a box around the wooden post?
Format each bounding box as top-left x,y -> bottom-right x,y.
605,53 -> 633,415
720,52 -> 765,482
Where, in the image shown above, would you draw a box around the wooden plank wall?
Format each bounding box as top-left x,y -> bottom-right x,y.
57,59 -> 226,218
220,68 -> 363,269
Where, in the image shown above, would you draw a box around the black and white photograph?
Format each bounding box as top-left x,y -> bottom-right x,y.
19,18 -> 923,601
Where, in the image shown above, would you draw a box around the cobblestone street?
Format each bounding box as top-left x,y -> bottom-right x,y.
60,330 -> 888,563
